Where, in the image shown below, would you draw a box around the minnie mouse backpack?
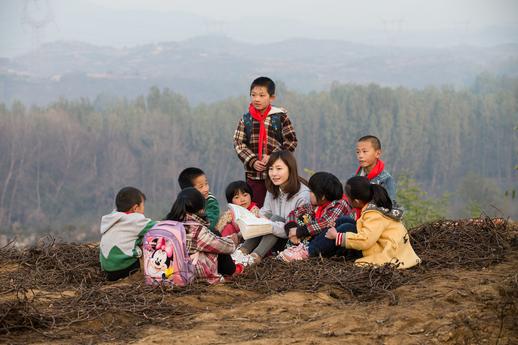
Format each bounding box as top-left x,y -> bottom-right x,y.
142,221 -> 195,287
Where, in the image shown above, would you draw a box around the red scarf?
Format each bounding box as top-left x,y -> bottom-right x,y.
249,103 -> 272,161
353,159 -> 385,219
355,159 -> 385,180
315,201 -> 331,220
247,202 -> 258,211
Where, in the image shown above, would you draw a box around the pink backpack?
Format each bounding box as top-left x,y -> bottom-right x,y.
143,221 -> 195,287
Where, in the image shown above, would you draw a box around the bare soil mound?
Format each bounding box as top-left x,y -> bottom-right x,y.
1,217 -> 516,345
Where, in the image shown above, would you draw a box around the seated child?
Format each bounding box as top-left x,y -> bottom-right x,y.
355,135 -> 396,201
178,167 -> 220,231
100,187 -> 156,281
216,180 -> 261,237
277,172 -> 352,262
325,176 -> 421,269
165,187 -> 240,284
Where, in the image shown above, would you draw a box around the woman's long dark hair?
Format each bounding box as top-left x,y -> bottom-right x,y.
265,150 -> 304,200
165,187 -> 205,221
345,176 -> 392,210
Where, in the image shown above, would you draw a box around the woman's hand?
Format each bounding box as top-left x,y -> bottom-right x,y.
325,227 -> 338,240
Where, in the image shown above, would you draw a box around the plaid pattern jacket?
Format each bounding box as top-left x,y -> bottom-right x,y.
183,213 -> 236,284
233,106 -> 298,180
284,199 -> 352,238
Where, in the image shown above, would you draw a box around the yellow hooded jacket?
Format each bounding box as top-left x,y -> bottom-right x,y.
337,203 -> 421,269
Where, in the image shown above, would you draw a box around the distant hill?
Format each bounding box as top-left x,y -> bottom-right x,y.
1,36 -> 517,105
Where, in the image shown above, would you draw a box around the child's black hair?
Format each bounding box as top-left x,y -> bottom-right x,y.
165,187 -> 205,221
358,135 -> 382,150
115,186 -> 146,212
178,167 -> 205,189
308,172 -> 343,202
250,76 -> 275,96
345,176 -> 392,210
225,180 -> 254,203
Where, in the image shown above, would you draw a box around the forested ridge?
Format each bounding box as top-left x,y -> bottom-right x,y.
0,74 -> 516,243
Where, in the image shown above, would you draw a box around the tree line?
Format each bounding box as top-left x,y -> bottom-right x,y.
0,74 -> 516,243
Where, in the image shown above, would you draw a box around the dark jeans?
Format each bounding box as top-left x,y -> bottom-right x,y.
247,178 -> 267,208
105,260 -> 140,281
218,254 -> 236,276
308,216 -> 362,259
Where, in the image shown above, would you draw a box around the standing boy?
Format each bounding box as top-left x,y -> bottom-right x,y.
233,76 -> 298,207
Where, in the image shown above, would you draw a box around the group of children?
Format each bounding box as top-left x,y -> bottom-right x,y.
99,76 -> 421,284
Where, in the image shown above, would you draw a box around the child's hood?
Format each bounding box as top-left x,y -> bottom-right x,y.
364,203 -> 404,221
267,106 -> 287,115
100,211 -> 146,234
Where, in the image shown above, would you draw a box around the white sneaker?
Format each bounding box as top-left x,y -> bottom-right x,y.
243,253 -> 261,266
231,249 -> 249,265
231,250 -> 260,266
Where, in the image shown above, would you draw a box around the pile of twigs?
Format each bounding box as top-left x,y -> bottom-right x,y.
0,282 -> 198,341
20,239 -> 104,288
0,238 -> 211,341
409,217 -> 510,269
0,217 -> 514,342
232,258 -> 412,303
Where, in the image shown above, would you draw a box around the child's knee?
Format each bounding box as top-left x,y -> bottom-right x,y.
308,244 -> 319,257
336,223 -> 356,233
335,216 -> 356,227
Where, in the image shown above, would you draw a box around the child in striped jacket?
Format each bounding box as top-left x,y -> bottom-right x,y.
165,188 -> 240,284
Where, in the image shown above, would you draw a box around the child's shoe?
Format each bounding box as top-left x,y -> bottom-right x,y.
231,249 -> 249,265
277,243 -> 309,262
246,253 -> 261,266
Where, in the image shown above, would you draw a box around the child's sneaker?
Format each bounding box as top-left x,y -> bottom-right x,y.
246,253 -> 261,266
277,243 -> 309,262
231,249 -> 249,265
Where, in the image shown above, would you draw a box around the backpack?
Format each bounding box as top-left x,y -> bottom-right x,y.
243,112 -> 284,146
143,221 -> 195,287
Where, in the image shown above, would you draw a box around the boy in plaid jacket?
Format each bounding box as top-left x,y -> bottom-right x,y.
233,76 -> 298,207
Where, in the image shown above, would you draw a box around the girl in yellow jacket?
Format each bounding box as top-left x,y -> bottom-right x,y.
326,176 -> 421,269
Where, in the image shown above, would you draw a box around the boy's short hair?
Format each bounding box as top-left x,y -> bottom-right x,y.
225,181 -> 254,203
178,167 -> 205,189
358,135 -> 382,150
250,76 -> 275,96
308,172 -> 343,202
115,187 -> 146,212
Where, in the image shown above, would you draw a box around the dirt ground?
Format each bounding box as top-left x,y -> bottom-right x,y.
123,254 -> 517,345
1,219 -> 516,345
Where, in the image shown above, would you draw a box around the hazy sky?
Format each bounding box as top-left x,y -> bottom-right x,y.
87,0 -> 518,30
1,0 -> 517,57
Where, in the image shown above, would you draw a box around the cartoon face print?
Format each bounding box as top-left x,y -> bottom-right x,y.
146,237 -> 174,279
147,249 -> 169,278
152,249 -> 169,270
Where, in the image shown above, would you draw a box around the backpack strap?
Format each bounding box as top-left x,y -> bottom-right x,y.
243,112 -> 253,146
242,112 -> 284,146
182,221 -> 201,226
270,113 -> 284,145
